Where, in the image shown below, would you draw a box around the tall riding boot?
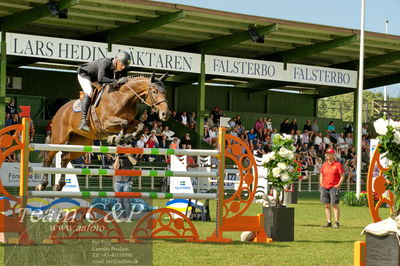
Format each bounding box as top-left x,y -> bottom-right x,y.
79,94 -> 91,132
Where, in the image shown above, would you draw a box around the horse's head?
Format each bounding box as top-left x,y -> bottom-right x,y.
145,73 -> 170,121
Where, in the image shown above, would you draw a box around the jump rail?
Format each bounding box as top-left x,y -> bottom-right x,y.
30,143 -> 219,156
29,191 -> 217,199
29,167 -> 217,178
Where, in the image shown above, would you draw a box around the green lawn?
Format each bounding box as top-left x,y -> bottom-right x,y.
0,192 -> 390,266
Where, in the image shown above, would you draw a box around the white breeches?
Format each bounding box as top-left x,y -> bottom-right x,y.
77,74 -> 93,97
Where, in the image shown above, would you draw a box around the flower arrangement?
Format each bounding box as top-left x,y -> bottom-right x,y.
374,117 -> 400,217
263,134 -> 300,207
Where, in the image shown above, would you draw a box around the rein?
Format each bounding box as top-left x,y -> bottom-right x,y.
125,81 -> 166,112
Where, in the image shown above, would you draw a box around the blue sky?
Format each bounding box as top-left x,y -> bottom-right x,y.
162,0 -> 400,96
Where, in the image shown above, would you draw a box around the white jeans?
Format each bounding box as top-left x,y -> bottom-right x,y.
77,74 -> 93,97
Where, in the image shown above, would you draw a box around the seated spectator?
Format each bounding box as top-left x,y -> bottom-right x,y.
146,131 -> 159,161
188,123 -> 196,131
247,128 -> 257,145
169,137 -> 180,149
293,130 -> 302,146
6,98 -> 18,116
289,118 -> 298,133
5,113 -> 13,127
303,120 -> 312,132
326,121 -> 339,141
188,112 -> 197,126
170,110 -> 178,120
178,111 -> 188,126
235,115 -> 243,127
139,110 -> 148,124
104,153 -> 115,168
180,133 -> 192,149
152,122 -> 162,137
254,118 -> 264,136
313,157 -> 323,175
204,125 -> 211,144
162,126 -> 175,141
345,133 -> 353,146
301,130 -> 310,145
313,132 -> 324,151
209,126 -> 218,145
280,119 -> 290,134
362,124 -> 368,136
147,109 -> 158,127
265,117 -> 273,130
205,114 -> 215,128
308,145 -> 318,164
337,133 -> 348,155
311,119 -> 319,133
323,134 -> 332,146
158,135 -> 169,162
211,106 -> 222,125
135,135 -> 146,160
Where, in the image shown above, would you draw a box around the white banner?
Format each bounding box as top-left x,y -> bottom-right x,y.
3,32 -> 357,88
6,32 -> 200,73
0,162 -> 48,187
206,55 -> 357,88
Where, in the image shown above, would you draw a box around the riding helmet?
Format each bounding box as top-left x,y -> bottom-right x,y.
115,51 -> 131,67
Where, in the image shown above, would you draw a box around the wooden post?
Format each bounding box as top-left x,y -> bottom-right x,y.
19,118 -> 30,206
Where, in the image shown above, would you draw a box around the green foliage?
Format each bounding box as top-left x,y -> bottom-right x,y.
318,90 -> 384,122
262,134 -> 300,200
342,191 -> 368,207
375,118 -> 400,217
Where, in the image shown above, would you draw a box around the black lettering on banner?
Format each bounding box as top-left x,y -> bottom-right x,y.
136,51 -> 145,66
80,45 -> 91,60
182,56 -> 192,71
165,54 -> 173,69
147,52 -> 155,67
58,43 -> 68,58
35,40 -> 45,56
46,42 -> 54,57
24,40 -> 34,55
96,47 -> 106,60
71,44 -> 79,60
155,54 -> 164,68
175,55 -> 182,70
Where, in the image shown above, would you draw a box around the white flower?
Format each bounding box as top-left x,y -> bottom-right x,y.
272,167 -> 281,177
280,172 -> 290,182
394,131 -> 400,145
286,151 -> 294,160
263,151 -> 275,163
391,121 -> 400,130
282,134 -> 292,140
278,147 -> 289,157
374,118 -> 388,135
277,162 -> 288,171
288,165 -> 294,172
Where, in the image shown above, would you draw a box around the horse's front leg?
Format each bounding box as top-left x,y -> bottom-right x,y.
104,117 -> 129,145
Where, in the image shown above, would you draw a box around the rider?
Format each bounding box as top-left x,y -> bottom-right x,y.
77,51 -> 132,132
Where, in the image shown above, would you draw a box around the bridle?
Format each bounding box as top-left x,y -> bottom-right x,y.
125,81 -> 167,112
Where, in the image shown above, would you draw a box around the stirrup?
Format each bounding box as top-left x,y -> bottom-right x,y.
79,120 -> 90,132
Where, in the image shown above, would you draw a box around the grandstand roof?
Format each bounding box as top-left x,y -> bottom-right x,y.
1,0 -> 400,97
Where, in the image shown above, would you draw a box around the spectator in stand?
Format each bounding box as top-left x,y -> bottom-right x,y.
334,145 -> 345,164
311,119 -> 319,133
313,157 -> 323,175
205,114 -> 215,128
152,122 -> 162,138
158,135 -> 169,162
303,120 -> 312,132
308,145 -> 318,164
247,128 -> 258,145
6,98 -> 18,115
240,130 -> 249,144
5,113 -> 13,127
211,106 -> 222,125
188,123 -> 196,131
135,135 -> 146,161
178,111 -> 188,126
293,130 -> 302,146
314,132 -> 324,151
265,117 -> 273,130
142,128 -> 150,142
344,123 -> 353,135
203,125 -> 212,144
235,115 -> 243,127
188,112 -> 197,127
147,109 -> 158,127
302,130 -> 310,145
104,153 -> 115,167
146,130 -> 159,162
229,127 -> 239,137
254,141 -> 266,157
280,119 -> 291,134
162,126 -> 175,141
362,124 -> 368,136
361,135 -> 369,151
170,110 -> 178,120
139,110 -> 148,124
345,133 -> 353,147
323,133 -> 332,147
271,128 -> 278,140
348,146 -> 356,161
180,133 -> 192,149
209,126 -> 218,146
326,121 -> 339,141
337,133 -> 348,156
289,118 -> 298,133
228,117 -> 236,128
169,137 -> 180,149
254,118 -> 264,136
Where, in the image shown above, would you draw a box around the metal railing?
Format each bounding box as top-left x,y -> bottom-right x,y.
296,171 -> 366,192
373,100 -> 400,120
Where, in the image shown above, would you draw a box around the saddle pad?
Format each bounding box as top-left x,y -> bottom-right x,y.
72,100 -> 81,112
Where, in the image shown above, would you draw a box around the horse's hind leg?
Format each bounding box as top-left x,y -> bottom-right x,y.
55,135 -> 93,191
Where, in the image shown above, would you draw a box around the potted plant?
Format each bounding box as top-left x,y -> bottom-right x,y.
261,133 -> 300,241
363,117 -> 400,264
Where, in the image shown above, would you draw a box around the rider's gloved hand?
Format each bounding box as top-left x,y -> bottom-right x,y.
110,80 -> 118,87
117,77 -> 127,85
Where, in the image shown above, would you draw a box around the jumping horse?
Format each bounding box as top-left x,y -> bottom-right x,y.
37,73 -> 170,191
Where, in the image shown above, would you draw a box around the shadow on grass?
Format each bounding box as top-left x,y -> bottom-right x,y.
151,238 -> 290,247
299,224 -> 364,229
296,240 -> 356,243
